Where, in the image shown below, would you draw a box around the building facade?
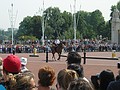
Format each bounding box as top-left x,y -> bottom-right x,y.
111,8 -> 120,44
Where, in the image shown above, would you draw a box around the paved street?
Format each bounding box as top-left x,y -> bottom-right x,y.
0,52 -> 120,87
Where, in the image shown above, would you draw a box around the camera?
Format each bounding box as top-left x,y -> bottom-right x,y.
91,73 -> 100,80
91,74 -> 100,89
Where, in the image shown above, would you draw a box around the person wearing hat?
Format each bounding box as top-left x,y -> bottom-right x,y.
20,57 -> 28,73
54,38 -> 60,45
0,57 -> 6,90
2,54 -> 21,90
66,51 -> 82,66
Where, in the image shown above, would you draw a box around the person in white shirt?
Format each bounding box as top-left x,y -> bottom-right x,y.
20,57 -> 28,73
54,38 -> 60,45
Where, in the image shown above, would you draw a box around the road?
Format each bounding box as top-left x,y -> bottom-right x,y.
0,51 -> 119,88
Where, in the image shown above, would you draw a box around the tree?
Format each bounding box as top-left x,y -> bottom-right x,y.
16,6 -> 111,40
16,16 -> 32,38
44,7 -> 64,39
16,16 -> 42,40
31,16 -> 42,39
90,10 -> 105,36
18,35 -> 38,41
117,1 -> 120,11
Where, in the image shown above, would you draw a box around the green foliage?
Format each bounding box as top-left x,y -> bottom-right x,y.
64,27 -> 74,39
0,30 -> 4,41
117,1 -> 120,11
16,16 -> 42,39
15,6 -> 113,40
90,10 -> 105,32
18,35 -> 38,41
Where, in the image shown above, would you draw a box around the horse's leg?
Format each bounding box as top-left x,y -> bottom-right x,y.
52,53 -> 56,61
57,52 -> 61,60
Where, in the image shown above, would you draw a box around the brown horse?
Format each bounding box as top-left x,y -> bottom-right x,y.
51,42 -> 64,61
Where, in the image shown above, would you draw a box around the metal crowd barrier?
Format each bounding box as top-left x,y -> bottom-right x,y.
60,54 -> 119,64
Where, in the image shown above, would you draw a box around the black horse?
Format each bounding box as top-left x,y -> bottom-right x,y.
51,42 -> 64,60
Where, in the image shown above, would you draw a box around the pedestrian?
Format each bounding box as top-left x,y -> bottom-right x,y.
13,71 -> 36,90
2,54 -> 21,90
20,57 -> 28,73
66,51 -> 82,66
68,78 -> 94,90
56,69 -> 79,90
37,66 -> 56,90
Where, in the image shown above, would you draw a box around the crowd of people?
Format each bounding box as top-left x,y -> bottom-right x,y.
0,39 -> 120,54
0,51 -> 119,90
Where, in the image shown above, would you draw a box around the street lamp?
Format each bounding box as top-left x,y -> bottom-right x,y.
36,0 -> 45,46
42,9 -> 45,46
73,0 -> 76,42
8,3 -> 17,46
71,0 -> 77,47
8,3 -> 17,54
10,3 -> 14,45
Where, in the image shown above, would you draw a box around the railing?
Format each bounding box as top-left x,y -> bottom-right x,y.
60,54 -> 119,64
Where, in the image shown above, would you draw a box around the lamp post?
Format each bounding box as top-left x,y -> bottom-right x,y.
45,37 -> 48,63
42,14 -> 45,46
36,0 -> 45,46
73,0 -> 76,42
41,0 -> 45,46
70,0 -> 77,51
11,3 -> 14,45
83,39 -> 87,64
8,3 -> 17,52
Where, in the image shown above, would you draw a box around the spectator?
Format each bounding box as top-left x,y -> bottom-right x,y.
66,51 -> 81,65
66,52 -> 89,82
107,69 -> 120,90
2,54 -> 21,90
13,71 -> 36,90
12,49 -> 15,55
67,64 -> 89,82
56,69 -> 79,90
0,57 -> 5,90
116,75 -> 120,81
66,51 -> 89,82
115,69 -> 120,81
91,69 -> 115,90
107,78 -> 120,90
37,66 -> 56,90
99,69 -> 115,90
20,57 -> 28,73
0,84 -> 6,90
0,57 -> 3,79
67,78 -> 94,90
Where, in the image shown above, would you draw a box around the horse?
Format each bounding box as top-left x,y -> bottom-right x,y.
50,42 -> 64,61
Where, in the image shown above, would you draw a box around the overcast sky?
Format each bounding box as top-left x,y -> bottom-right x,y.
0,0 -> 119,30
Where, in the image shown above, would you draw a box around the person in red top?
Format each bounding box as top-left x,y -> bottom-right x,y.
3,54 -> 21,90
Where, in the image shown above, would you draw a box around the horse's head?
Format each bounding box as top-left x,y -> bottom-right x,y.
59,41 -> 64,48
